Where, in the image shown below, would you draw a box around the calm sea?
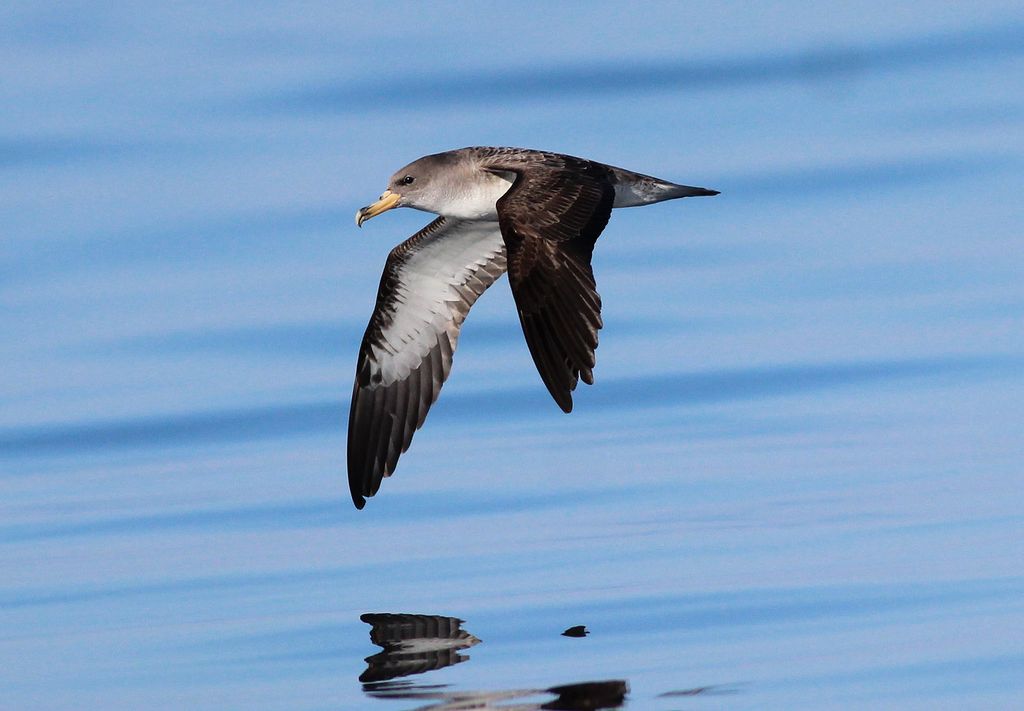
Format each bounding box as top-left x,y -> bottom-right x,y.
2,2 -> 1022,709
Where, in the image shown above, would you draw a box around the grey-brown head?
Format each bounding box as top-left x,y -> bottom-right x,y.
356,151 -> 469,227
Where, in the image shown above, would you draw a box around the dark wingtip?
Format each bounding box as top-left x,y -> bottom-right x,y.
348,462 -> 368,509
542,379 -> 574,413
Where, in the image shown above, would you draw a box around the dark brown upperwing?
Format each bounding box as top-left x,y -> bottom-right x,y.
492,156 -> 615,412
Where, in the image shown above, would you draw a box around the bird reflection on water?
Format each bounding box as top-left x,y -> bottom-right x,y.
359,613 -> 481,683
359,612 -> 627,709
363,679 -> 628,711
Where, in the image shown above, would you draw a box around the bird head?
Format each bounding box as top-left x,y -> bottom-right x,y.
356,153 -> 462,227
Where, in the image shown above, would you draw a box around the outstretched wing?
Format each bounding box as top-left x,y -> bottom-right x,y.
348,217 -> 506,508
491,153 -> 615,412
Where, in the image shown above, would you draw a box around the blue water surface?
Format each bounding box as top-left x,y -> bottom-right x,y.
2,2 -> 1023,709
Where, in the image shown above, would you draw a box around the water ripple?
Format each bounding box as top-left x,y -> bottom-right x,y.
1,354 -> 1017,459
252,22 -> 1024,113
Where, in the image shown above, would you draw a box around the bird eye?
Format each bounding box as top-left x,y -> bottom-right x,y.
401,175 -> 415,185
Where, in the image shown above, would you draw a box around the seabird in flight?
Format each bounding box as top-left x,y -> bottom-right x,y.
349,147 -> 717,508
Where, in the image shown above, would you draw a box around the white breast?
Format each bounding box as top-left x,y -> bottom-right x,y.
440,172 -> 515,220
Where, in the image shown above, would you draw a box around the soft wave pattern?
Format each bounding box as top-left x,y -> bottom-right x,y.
2,2 -> 1022,709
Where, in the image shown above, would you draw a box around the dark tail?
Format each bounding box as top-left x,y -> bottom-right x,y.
666,183 -> 719,198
